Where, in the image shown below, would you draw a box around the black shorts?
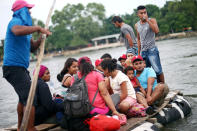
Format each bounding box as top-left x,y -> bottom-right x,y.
134,86 -> 141,92
2,66 -> 37,106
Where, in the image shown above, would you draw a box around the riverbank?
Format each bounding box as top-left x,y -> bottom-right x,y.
0,31 -> 197,66
156,31 -> 197,41
0,42 -> 124,66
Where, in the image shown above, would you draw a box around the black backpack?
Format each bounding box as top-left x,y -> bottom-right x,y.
64,74 -> 98,118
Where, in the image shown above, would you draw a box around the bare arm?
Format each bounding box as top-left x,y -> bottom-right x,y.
30,34 -> 42,52
98,81 -> 119,115
120,81 -> 128,101
104,77 -> 114,95
12,25 -> 43,36
12,25 -> 51,52
147,77 -> 155,97
135,24 -> 141,55
62,76 -> 72,87
135,78 -> 146,96
125,33 -> 134,47
147,18 -> 159,34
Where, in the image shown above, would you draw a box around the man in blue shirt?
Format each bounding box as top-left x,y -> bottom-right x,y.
2,0 -> 51,130
132,56 -> 169,111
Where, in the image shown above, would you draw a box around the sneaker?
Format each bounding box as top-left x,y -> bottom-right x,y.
145,106 -> 156,115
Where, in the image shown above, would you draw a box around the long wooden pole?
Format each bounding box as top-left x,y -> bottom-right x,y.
20,0 -> 56,130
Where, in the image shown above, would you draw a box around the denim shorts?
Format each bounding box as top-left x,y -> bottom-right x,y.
141,46 -> 163,75
2,66 -> 37,106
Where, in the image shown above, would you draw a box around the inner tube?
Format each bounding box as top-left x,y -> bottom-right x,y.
154,95 -> 191,125
131,122 -> 159,131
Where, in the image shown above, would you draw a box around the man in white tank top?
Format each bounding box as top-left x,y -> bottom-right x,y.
135,5 -> 165,83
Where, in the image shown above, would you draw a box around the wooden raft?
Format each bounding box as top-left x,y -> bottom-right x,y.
120,90 -> 180,131
4,124 -> 57,131
3,90 -> 180,131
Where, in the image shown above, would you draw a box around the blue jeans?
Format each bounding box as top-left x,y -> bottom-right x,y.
141,46 -> 163,75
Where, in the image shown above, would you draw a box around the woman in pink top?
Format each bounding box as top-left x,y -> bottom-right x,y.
71,57 -> 124,119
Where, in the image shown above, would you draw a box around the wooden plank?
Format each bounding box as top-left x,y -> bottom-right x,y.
48,126 -> 68,131
4,124 -> 57,131
36,124 -> 57,131
3,90 -> 181,131
120,90 -> 180,131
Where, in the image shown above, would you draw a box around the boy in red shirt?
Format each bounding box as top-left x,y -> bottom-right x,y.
124,66 -> 147,108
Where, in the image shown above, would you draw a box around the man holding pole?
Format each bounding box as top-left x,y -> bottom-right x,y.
2,0 -> 51,130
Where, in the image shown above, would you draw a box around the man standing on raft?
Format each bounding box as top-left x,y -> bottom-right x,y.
2,0 -> 51,130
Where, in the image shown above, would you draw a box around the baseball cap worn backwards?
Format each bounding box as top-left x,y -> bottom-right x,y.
12,0 -> 35,12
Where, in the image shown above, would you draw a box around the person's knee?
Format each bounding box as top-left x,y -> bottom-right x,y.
136,93 -> 145,100
157,84 -> 165,91
162,84 -> 169,96
119,102 -> 130,113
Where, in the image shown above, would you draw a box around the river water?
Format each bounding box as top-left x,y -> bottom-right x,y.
0,37 -> 197,130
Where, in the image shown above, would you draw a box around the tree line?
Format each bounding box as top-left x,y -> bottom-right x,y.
1,0 -> 197,61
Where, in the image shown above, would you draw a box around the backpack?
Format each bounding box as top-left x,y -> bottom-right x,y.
64,74 -> 98,118
88,115 -> 120,131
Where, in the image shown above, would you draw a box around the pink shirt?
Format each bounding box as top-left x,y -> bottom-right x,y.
71,71 -> 106,109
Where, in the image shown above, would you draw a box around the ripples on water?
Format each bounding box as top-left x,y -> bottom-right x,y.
0,37 -> 197,130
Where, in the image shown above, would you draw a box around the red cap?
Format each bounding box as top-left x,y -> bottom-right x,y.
131,55 -> 143,63
78,56 -> 92,67
95,59 -> 103,66
12,0 -> 35,12
118,54 -> 127,61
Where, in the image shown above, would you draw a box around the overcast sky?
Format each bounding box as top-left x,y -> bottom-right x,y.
0,0 -> 167,39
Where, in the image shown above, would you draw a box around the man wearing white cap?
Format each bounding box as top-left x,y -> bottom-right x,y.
2,0 -> 51,130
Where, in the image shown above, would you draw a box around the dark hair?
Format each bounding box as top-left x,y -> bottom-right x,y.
100,53 -> 112,59
124,66 -> 134,74
112,16 -> 123,23
79,58 -> 94,76
137,5 -> 146,11
101,59 -> 117,73
57,58 -> 77,82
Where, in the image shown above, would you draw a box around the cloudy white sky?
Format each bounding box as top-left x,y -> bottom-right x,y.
0,0 -> 167,39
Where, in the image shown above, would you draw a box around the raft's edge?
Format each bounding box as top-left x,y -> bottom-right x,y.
2,90 -> 180,131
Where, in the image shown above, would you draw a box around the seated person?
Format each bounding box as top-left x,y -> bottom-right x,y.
57,58 -> 78,88
95,58 -> 104,75
124,66 -> 148,108
132,56 -> 169,113
101,53 -> 123,72
34,65 -> 64,125
70,57 -> 124,119
118,54 -> 127,69
101,59 -> 137,114
125,48 -> 137,67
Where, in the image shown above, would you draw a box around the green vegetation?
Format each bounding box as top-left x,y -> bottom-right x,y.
1,0 -> 197,59
45,0 -> 197,51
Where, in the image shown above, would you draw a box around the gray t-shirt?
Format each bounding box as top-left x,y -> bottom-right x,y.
120,23 -> 137,49
137,19 -> 156,51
